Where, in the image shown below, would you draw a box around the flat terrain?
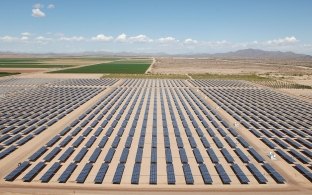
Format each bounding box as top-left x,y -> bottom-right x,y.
51,59 -> 152,74
151,57 -> 312,75
0,73 -> 311,195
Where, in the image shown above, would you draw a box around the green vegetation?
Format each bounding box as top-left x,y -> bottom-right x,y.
0,64 -> 73,68
0,72 -> 20,77
190,73 -> 273,81
51,59 -> 152,74
0,58 -> 74,68
102,74 -> 188,79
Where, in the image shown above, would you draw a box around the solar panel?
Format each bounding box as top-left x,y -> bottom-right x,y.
225,136 -> 236,148
289,149 -> 310,164
94,163 -> 109,184
44,147 -> 61,162
29,146 -> 47,161
71,127 -> 82,136
179,148 -> 188,164
275,149 -> 296,164
104,148 -> 115,163
74,147 -> 88,162
131,163 -> 141,184
246,163 -> 267,184
76,163 -> 93,183
59,147 -> 75,162
40,162 -> 62,183
235,148 -> 250,163
261,137 -> 276,149
135,148 -> 143,163
5,161 -> 30,181
215,164 -> 231,184
59,135 -> 72,147
207,148 -> 219,163
72,136 -> 85,148
46,135 -> 61,147
231,164 -> 249,184
176,137 -> 184,148
89,147 -> 102,163
284,138 -> 301,149
112,163 -> 125,184
237,136 -> 249,148
150,163 -> 157,184
193,148 -> 204,164
98,136 -> 108,148
166,163 -> 176,184
58,163 -> 77,183
120,148 -> 129,163
198,164 -> 213,184
188,137 -> 197,148
23,162 -> 46,182
151,147 -> 157,163
272,138 -> 289,149
262,163 -> 285,184
213,137 -> 224,148
200,137 -> 210,148
228,127 -> 239,137
294,164 -> 312,182
165,148 -> 173,163
248,148 -> 265,163
221,148 -> 234,163
302,149 -> 312,159
182,164 -> 194,184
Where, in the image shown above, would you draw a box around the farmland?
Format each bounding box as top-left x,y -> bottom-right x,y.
51,59 -> 152,74
0,72 -> 20,77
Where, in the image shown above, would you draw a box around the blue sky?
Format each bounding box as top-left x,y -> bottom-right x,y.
0,0 -> 311,54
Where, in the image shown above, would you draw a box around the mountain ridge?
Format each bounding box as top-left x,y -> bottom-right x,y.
0,49 -> 311,59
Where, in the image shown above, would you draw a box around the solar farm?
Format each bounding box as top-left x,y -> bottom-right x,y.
0,76 -> 311,195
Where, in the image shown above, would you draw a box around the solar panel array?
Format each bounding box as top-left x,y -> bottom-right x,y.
0,78 -> 112,160
50,79 -> 118,87
200,86 -> 312,182
3,79 -> 289,186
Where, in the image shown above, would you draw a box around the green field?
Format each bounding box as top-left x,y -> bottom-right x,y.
51,59 -> 152,74
0,64 -> 73,68
0,72 -> 20,77
0,58 -> 73,68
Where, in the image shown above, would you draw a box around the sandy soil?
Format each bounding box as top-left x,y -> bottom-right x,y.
41,59 -> 110,66
151,58 -> 312,75
0,68 -> 47,73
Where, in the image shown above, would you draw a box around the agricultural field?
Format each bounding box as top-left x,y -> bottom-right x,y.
0,72 -> 20,77
51,59 -> 152,74
0,57 -> 121,69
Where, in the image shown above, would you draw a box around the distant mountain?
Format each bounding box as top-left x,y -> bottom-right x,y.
0,48 -> 311,59
210,48 -> 312,59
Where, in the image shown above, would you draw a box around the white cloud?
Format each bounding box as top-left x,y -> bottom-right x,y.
91,34 -> 114,41
21,36 -> 29,41
158,36 -> 178,44
35,36 -> 52,41
0,36 -> 18,42
32,8 -> 45,17
60,36 -> 85,41
47,4 -> 55,9
184,38 -> 198,44
129,34 -> 153,43
21,32 -> 31,36
115,33 -> 127,42
33,3 -> 43,9
266,36 -> 298,46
